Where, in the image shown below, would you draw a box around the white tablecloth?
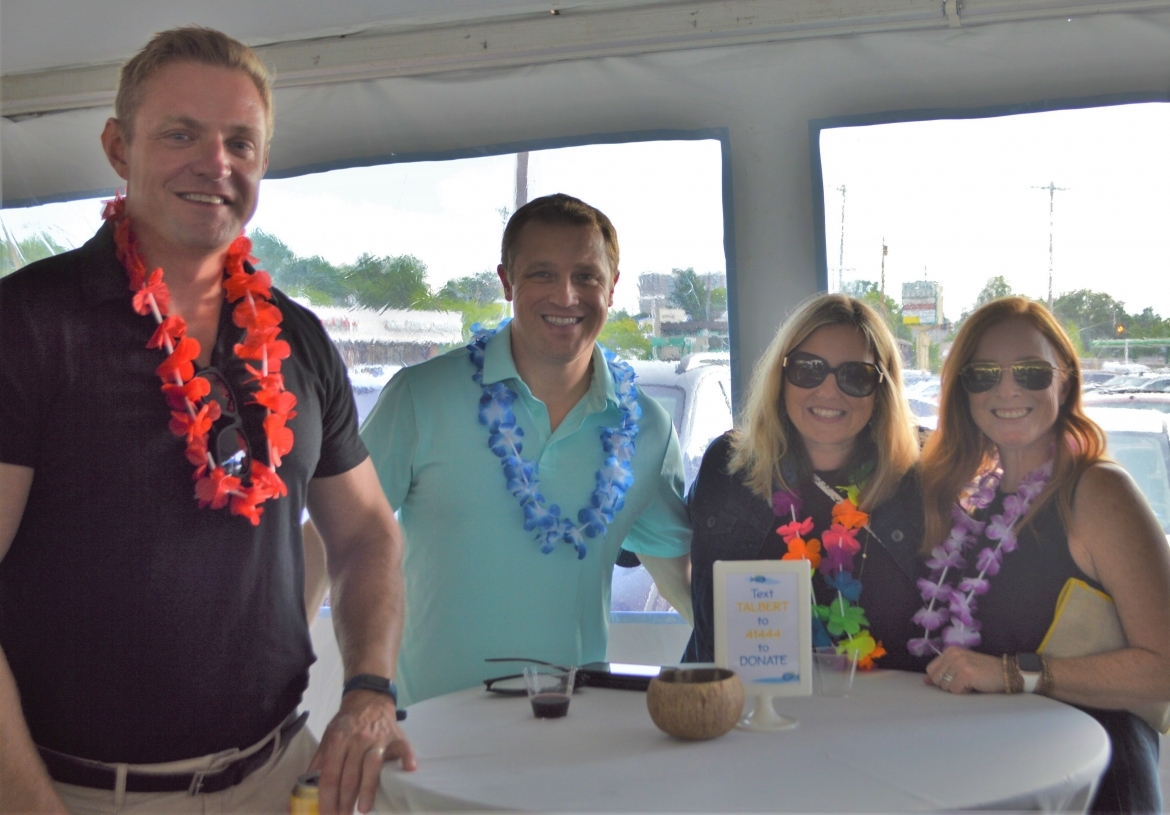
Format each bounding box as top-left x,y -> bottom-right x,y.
380,670 -> 1110,812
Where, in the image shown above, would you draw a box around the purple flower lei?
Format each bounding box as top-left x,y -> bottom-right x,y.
907,459 -> 1053,656
468,323 -> 641,559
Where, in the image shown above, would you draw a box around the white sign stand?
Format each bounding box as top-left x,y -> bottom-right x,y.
713,560 -> 812,731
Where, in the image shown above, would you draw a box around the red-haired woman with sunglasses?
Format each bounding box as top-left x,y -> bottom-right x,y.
683,294 -> 926,673
919,296 -> 1170,814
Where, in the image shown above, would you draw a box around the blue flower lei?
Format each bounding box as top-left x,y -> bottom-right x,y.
468,323 -> 641,559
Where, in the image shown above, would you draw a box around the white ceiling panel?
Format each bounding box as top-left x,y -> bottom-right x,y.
0,0 -> 669,73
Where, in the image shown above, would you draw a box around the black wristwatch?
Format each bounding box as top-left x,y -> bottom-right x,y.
344,674 -> 407,721
1016,653 -> 1042,694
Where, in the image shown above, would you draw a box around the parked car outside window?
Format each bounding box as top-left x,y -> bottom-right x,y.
611,354 -> 735,614
1082,392 -> 1170,415
1086,407 -> 1170,536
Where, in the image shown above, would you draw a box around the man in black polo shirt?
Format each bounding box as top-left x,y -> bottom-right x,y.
0,27 -> 412,815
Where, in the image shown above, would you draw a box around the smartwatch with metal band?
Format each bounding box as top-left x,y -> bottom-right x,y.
1016,653 -> 1043,694
343,674 -> 407,721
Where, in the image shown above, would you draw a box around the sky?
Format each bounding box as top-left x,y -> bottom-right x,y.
4,102 -> 1167,323
820,102 -> 1170,322
0,139 -> 727,316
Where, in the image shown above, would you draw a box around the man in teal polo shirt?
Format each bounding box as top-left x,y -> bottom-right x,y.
360,193 -> 692,707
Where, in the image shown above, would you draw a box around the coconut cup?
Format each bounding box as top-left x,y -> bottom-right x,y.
646,667 -> 744,740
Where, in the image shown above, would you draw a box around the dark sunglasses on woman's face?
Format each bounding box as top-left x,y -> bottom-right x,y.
782,351 -> 883,398
195,366 -> 252,477
959,361 -> 1059,394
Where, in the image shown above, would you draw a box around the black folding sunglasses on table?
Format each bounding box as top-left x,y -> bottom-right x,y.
482,658 -> 586,696
483,658 -> 659,694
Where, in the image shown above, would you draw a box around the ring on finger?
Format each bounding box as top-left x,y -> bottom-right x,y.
940,671 -> 955,685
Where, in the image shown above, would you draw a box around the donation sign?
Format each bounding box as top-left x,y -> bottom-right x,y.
713,560 -> 812,696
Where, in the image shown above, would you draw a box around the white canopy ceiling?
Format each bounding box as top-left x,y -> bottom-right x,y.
3,0 -> 1169,382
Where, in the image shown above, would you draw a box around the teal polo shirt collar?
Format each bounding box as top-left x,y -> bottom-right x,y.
481,323 -> 619,415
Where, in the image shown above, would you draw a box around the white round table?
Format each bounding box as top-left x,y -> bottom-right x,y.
380,670 -> 1110,812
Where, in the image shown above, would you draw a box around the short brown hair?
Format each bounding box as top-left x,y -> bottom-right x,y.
920,296 -> 1106,551
115,26 -> 273,141
500,193 -> 619,280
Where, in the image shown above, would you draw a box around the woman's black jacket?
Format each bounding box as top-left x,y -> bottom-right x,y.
682,433 -> 929,672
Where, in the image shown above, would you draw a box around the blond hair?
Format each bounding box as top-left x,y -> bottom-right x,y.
920,296 -> 1107,552
729,293 -> 919,510
115,26 -> 273,140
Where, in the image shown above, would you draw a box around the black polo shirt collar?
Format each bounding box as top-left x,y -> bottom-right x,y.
78,220 -> 132,308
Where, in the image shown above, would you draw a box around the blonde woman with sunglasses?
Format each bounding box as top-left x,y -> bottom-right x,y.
918,296 -> 1170,814
683,294 -> 925,673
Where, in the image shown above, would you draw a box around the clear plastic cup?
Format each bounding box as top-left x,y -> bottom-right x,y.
522,666 -> 577,719
813,646 -> 858,697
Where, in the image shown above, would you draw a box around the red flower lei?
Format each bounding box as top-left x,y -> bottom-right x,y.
104,195 -> 293,525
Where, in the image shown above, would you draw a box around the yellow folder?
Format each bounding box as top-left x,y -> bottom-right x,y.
1038,578 -> 1170,734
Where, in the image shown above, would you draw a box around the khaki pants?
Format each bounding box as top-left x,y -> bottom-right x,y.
54,727 -> 318,815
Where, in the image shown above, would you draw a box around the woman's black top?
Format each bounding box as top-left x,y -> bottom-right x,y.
960,490 -> 1160,815
682,433 -> 929,672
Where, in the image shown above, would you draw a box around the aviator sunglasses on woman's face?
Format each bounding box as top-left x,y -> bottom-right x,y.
782,351 -> 883,398
959,361 -> 1060,394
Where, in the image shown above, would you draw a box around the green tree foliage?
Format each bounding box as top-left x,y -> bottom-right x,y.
1053,289 -> 1132,347
0,230 -> 69,277
435,270 -> 503,306
668,268 -> 727,322
975,275 -> 1013,308
954,275 -> 1016,333
249,229 -> 349,304
599,309 -> 652,360
432,271 -> 508,339
345,253 -> 432,312
1125,306 -> 1170,339
840,280 -> 912,341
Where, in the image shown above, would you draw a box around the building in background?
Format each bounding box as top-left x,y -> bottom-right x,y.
304,303 -> 463,367
902,281 -> 947,370
638,272 -> 729,361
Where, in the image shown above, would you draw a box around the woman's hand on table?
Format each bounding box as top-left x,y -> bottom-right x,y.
309,690 -> 417,815
926,646 -> 1005,694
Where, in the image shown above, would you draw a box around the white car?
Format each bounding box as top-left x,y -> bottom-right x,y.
1082,392 -> 1170,415
349,364 -> 401,426
611,354 -> 735,614
1085,407 -> 1170,535
628,354 -> 734,492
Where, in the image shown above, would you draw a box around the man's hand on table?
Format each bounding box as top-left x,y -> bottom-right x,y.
309,690 -> 416,815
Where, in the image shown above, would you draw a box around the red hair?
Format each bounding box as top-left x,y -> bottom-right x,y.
920,297 -> 1106,551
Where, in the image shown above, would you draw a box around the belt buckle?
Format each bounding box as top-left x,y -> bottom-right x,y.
188,770 -> 207,796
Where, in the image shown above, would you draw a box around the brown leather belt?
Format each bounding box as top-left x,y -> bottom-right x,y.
38,710 -> 307,794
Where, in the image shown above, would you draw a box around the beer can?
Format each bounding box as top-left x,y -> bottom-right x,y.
290,771 -> 319,815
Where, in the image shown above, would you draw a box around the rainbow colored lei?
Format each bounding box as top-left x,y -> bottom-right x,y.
773,475 -> 886,669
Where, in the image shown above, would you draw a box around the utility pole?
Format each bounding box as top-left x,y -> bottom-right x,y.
880,239 -> 888,299
1032,181 -> 1069,311
836,184 -> 847,292
514,152 -> 530,213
